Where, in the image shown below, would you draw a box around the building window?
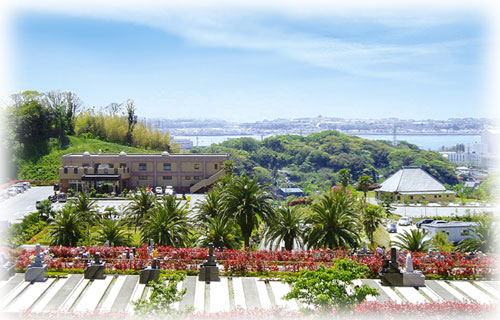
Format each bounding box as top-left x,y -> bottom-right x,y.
74,168 -> 78,174
83,163 -> 89,167
194,163 -> 200,170
163,163 -> 171,171
185,176 -> 191,180
64,168 -> 68,174
84,168 -> 88,174
409,196 -> 413,200
138,176 -> 148,180
194,176 -> 200,180
139,163 -> 147,171
120,163 -> 127,168
214,164 -> 218,170
163,176 -> 172,180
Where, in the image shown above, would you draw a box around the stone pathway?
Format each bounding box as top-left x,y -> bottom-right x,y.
0,274 -> 498,314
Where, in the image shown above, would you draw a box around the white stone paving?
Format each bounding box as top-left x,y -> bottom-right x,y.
451,281 -> 495,304
1,274 -> 499,316
73,276 -> 113,312
255,280 -> 272,308
435,280 -> 468,301
31,277 -> 69,313
100,275 -> 126,312
193,278 -> 205,312
232,277 -> 246,309
6,278 -> 55,313
209,277 -> 230,312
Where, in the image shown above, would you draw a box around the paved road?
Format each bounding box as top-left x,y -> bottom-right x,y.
0,186 -> 54,223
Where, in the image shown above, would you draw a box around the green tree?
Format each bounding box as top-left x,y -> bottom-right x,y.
194,190 -> 222,222
429,231 -> 454,252
338,168 -> 352,188
49,206 -> 83,246
360,204 -> 384,244
96,219 -> 131,247
196,215 -> 241,250
140,195 -> 191,247
392,229 -> 429,252
357,175 -> 373,199
125,99 -> 138,145
306,189 -> 360,249
264,205 -> 305,250
456,219 -> 498,253
126,187 -> 156,230
283,259 -> 378,313
134,273 -> 187,315
72,192 -> 97,245
220,175 -> 274,248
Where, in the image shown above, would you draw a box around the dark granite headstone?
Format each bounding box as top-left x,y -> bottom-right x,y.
198,243 -> 220,282
380,247 -> 425,287
84,252 -> 106,279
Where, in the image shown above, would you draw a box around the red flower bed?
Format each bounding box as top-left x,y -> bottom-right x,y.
11,246 -> 498,279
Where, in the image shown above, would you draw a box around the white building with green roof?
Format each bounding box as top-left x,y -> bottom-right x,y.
375,166 -> 456,203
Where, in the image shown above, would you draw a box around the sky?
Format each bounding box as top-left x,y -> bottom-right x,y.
1,0 -> 498,122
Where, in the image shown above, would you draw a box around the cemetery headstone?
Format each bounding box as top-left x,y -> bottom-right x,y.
25,244 -> 47,282
198,243 -> 220,282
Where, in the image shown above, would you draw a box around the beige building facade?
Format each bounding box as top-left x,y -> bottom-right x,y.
59,151 -> 228,194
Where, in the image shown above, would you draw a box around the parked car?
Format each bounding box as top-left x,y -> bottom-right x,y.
155,186 -> 163,195
57,192 -> 67,203
398,216 -> 412,226
23,182 -> 31,189
430,220 -> 448,225
386,222 -> 397,233
416,219 -> 434,228
164,186 -> 175,196
7,188 -> 17,197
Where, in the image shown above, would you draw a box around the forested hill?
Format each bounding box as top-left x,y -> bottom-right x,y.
192,130 -> 459,193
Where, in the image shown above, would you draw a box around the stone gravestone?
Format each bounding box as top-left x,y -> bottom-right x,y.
25,244 -> 47,282
380,247 -> 425,287
84,252 -> 106,279
140,240 -> 160,284
0,251 -> 15,280
198,243 -> 220,282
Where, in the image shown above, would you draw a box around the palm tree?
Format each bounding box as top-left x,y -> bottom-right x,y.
429,231 -> 454,252
456,219 -> 498,253
96,219 -> 131,247
360,204 -> 384,244
140,195 -> 191,247
197,215 -> 241,250
194,190 -> 222,222
49,206 -> 83,246
392,229 -> 429,252
126,187 -> 156,230
220,175 -> 274,248
72,192 -> 98,244
357,175 -> 373,200
338,168 -> 352,188
264,206 -> 305,250
306,189 -> 360,249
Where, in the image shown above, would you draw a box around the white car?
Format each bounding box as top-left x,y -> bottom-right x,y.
155,186 -> 163,195
398,217 -> 412,226
164,186 -> 174,196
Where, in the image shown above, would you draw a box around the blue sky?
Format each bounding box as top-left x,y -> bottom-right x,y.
8,4 -> 489,122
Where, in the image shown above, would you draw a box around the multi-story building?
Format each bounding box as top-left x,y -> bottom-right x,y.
58,151 -> 229,194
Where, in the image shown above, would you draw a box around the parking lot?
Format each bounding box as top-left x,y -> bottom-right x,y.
0,186 -> 55,223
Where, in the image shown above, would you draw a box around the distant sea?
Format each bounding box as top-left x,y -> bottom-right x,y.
174,134 -> 481,151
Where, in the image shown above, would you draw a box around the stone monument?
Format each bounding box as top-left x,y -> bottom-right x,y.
198,243 -> 220,282
140,239 -> 160,284
84,252 -> 106,279
380,247 -> 425,287
25,244 -> 47,282
0,251 -> 15,280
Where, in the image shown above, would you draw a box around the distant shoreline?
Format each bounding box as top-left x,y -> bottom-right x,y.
174,132 -> 481,137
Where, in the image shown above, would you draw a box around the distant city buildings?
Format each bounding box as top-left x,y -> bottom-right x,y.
439,129 -> 500,168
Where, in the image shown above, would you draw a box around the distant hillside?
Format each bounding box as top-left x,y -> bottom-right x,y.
192,130 -> 459,194
17,136 -> 156,182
